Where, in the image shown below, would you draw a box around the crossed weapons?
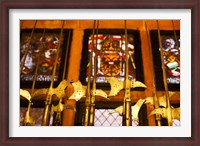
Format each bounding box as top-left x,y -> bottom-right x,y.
20,77 -> 179,126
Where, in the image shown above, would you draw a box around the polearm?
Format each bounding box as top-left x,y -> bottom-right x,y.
22,29 -> 46,126
62,30 -> 71,80
156,20 -> 172,126
20,20 -> 37,73
123,20 -> 132,126
145,21 -> 162,126
84,20 -> 96,126
42,20 -> 65,126
89,20 -> 99,126
52,29 -> 71,126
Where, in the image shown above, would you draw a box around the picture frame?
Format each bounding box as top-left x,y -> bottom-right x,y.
1,1 -> 199,146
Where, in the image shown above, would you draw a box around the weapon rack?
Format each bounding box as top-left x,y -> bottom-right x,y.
20,20 -> 180,126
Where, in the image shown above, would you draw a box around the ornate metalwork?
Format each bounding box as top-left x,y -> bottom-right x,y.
42,21 -> 65,126
106,77 -> 146,97
20,89 -> 31,101
20,28 -> 46,126
145,92 -> 176,108
20,89 -> 35,126
148,20 -> 176,126
148,107 -> 180,121
109,98 -> 146,123
68,80 -> 87,101
33,79 -> 70,99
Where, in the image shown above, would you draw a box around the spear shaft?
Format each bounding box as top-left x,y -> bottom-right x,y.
89,20 -> 99,126
84,20 -> 96,126
156,20 -> 172,126
42,21 -> 65,126
23,29 -> 46,126
123,20 -> 132,126
53,29 -> 71,126
172,20 -> 179,49
62,30 -> 71,80
145,21 -> 162,126
172,20 -> 180,57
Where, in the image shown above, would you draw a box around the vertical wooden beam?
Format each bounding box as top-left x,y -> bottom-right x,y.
62,99 -> 77,126
62,84 -> 76,126
140,22 -> 156,126
67,29 -> 84,81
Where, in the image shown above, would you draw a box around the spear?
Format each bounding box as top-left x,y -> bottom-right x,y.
144,21 -> 162,126
123,20 -> 132,126
42,20 -> 65,126
83,20 -> 96,126
20,28 -> 46,126
89,20 -> 99,126
52,29 -> 71,126
156,20 -> 172,126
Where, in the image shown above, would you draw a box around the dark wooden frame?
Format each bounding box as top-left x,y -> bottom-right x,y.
1,0 -> 199,146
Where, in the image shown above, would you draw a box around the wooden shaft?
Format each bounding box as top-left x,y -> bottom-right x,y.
53,112 -> 62,126
145,21 -> 161,126
42,101 -> 51,126
62,99 -> 76,126
156,20 -> 172,126
23,29 -> 46,126
23,100 -> 32,126
89,104 -> 95,126
84,106 -> 90,126
63,30 -> 71,80
84,20 -> 96,126
123,20 -> 132,126
31,29 -> 46,94
53,29 -> 72,126
42,21 -> 65,126
89,20 -> 99,126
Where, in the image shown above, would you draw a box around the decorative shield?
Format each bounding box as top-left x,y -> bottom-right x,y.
100,35 -> 122,76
